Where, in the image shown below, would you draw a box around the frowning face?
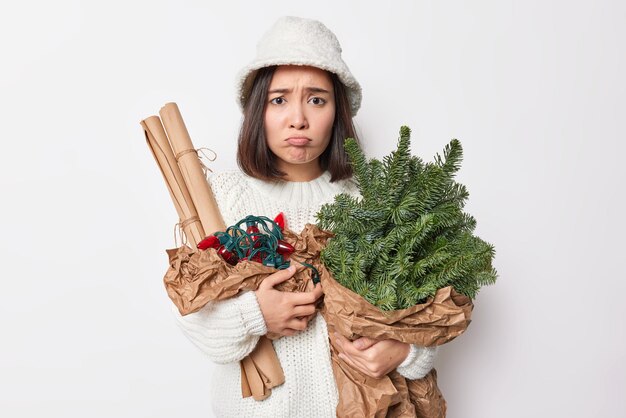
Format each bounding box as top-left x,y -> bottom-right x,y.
264,65 -> 336,181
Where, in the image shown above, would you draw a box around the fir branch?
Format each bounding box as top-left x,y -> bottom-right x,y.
435,139 -> 463,176
317,126 -> 498,310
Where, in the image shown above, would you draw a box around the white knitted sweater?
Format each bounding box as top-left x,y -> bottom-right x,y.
172,170 -> 437,418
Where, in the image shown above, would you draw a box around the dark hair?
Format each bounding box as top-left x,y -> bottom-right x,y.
237,66 -> 359,182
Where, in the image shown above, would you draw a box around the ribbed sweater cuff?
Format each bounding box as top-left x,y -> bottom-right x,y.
396,345 -> 437,380
237,291 -> 267,336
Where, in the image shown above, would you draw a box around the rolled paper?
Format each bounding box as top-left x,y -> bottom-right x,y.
159,103 -> 226,235
141,116 -> 205,247
146,103 -> 280,400
245,336 -> 286,400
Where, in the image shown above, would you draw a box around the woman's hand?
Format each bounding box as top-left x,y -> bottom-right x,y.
255,265 -> 324,337
333,333 -> 410,379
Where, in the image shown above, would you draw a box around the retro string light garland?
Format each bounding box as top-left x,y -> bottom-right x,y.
196,213 -> 320,284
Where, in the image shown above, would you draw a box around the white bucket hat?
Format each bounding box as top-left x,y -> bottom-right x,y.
235,16 -> 362,116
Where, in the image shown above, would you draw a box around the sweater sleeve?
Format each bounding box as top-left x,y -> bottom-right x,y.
396,345 -> 437,380
171,291 -> 268,364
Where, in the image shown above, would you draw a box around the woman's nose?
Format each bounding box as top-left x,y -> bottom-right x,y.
289,103 -> 308,130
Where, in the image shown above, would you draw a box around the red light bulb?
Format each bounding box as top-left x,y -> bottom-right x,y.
197,235 -> 220,250
274,212 -> 286,231
218,246 -> 239,266
276,240 -> 295,256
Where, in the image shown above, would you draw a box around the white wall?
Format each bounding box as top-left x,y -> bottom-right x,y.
1,1 -> 624,417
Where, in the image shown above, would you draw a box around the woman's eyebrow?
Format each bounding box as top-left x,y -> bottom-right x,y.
267,87 -> 332,94
268,88 -> 290,94
306,87 -> 331,94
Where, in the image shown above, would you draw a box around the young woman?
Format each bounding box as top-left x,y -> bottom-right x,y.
173,16 -> 437,417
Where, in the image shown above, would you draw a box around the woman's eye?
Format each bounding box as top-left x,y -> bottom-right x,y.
309,97 -> 326,105
270,97 -> 285,105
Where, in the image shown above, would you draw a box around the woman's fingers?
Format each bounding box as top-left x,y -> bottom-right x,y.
338,352 -> 375,376
334,333 -> 377,362
286,317 -> 309,331
334,334 -> 410,379
352,336 -> 379,350
256,265 -> 323,336
281,328 -> 298,337
289,283 -> 324,305
292,304 -> 317,318
259,265 -> 296,289
280,317 -> 310,336
335,334 -> 382,377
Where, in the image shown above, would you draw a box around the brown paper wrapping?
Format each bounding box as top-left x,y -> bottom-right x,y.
319,265 -> 471,417
140,116 -> 205,247
164,245 -> 312,317
159,103 -> 225,235
143,103 -> 279,400
319,267 -> 472,346
309,226 -> 472,417
164,224 -> 473,416
163,225 -> 330,400
163,227 -> 326,400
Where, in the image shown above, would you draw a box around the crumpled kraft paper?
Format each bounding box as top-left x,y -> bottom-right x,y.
308,223 -> 472,418
163,223 -> 472,416
163,224 -> 330,317
163,224 -> 330,400
320,265 -> 469,417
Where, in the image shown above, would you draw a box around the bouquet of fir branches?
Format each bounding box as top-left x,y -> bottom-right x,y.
311,126 -> 497,418
317,126 -> 497,310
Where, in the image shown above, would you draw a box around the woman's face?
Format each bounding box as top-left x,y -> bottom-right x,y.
264,65 -> 336,181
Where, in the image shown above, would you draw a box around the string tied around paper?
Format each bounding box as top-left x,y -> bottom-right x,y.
175,147 -> 218,179
174,215 -> 201,248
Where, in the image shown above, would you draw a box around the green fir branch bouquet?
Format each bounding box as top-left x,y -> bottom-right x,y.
317,126 -> 498,310
312,126 -> 497,417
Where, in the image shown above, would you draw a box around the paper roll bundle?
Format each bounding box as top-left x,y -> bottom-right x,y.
142,102 -> 282,401
240,338 -> 286,401
159,102 -> 225,235
141,116 -> 205,247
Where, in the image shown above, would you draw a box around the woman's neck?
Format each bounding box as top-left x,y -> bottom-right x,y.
277,160 -> 323,182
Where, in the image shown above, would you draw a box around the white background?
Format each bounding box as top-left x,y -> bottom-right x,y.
1,1 -> 624,417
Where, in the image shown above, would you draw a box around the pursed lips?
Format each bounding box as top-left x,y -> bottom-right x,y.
285,137 -> 311,146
